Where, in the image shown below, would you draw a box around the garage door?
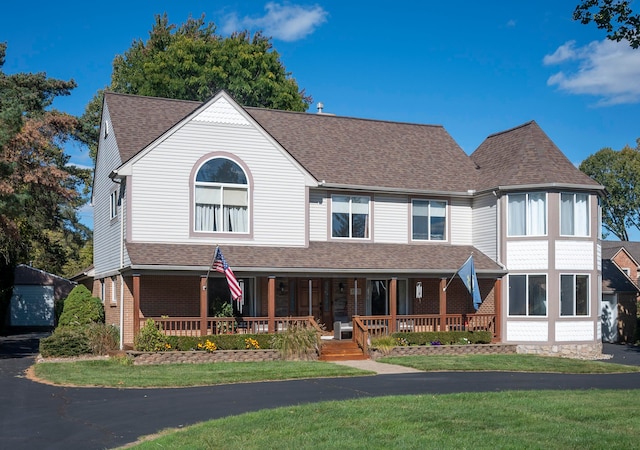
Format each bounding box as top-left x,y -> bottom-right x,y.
10,285 -> 55,327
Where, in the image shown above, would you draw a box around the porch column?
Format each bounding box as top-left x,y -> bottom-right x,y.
200,276 -> 208,337
439,278 -> 447,331
133,274 -> 141,337
268,276 -> 276,333
494,277 -> 502,341
389,277 -> 397,333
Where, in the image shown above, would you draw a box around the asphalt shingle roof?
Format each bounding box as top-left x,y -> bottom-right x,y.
602,260 -> 639,293
470,121 -> 601,191
126,241 -> 505,275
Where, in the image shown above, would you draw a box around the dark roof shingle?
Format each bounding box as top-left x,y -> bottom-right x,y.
470,121 -> 601,191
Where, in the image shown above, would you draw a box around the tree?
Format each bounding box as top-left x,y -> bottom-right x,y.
574,1 -> 640,48
579,138 -> 640,240
0,43 -> 90,330
78,13 -> 311,161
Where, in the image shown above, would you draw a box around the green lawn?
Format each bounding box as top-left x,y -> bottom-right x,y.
33,359 -> 374,387
127,390 -> 640,449
33,354 -> 639,388
378,354 -> 640,373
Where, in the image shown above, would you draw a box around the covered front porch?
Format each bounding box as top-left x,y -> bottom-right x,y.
132,274 -> 502,346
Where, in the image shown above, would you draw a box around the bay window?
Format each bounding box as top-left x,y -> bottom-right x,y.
508,274 -> 547,316
194,158 -> 249,233
560,274 -> 589,316
332,195 -> 370,239
508,193 -> 546,236
561,193 -> 589,236
412,199 -> 446,241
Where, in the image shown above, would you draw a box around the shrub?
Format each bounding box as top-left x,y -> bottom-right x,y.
270,324 -> 320,360
134,319 -> 170,352
165,334 -> 273,351
369,336 -> 399,355
86,323 -> 119,355
391,331 -> 491,346
58,285 -> 104,327
39,327 -> 92,357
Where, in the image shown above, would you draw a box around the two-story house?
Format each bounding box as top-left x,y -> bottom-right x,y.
93,90 -> 604,356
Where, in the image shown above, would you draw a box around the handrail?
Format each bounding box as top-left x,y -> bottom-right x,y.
352,316 -> 368,354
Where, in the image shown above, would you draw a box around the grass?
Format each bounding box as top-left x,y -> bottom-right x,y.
32,359 -> 374,387
377,354 -> 640,373
127,390 -> 640,449
33,354 -> 639,388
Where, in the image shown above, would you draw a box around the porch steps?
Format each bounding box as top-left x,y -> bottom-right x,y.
319,339 -> 367,361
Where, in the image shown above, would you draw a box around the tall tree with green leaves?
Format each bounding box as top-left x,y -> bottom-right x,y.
78,13 -> 311,161
574,0 -> 640,48
0,43 -> 90,330
579,139 -> 640,240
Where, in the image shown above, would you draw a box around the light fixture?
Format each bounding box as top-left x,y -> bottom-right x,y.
279,282 -> 285,295
339,282 -> 344,293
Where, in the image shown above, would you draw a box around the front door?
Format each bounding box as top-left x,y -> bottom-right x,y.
298,279 -> 322,322
368,280 -> 388,315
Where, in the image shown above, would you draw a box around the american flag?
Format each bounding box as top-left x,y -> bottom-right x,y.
213,247 -> 243,301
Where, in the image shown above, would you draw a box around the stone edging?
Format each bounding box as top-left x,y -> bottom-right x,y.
369,344 -> 517,359
127,349 -> 282,365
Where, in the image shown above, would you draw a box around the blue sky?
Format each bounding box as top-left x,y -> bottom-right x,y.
3,1 -> 640,234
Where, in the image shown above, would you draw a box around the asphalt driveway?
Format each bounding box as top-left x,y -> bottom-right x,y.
1,333 -> 639,450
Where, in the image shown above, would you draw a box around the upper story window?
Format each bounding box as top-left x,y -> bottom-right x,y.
109,191 -> 118,220
194,158 -> 249,233
412,199 -> 446,241
560,193 -> 589,236
507,193 -> 546,236
332,195 -> 370,239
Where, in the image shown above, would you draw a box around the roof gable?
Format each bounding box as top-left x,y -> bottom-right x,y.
470,121 -> 602,191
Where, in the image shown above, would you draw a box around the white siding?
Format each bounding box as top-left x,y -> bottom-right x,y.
374,195 -> 408,243
506,321 -> 548,341
472,194 -> 497,260
555,321 -> 594,341
555,241 -> 594,271
93,104 -> 128,275
506,241 -> 549,270
450,198 -> 472,245
309,190 -> 327,241
130,107 -> 307,246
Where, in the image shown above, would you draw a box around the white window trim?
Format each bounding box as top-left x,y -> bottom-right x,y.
559,273 -> 590,317
331,195 -> 371,240
109,190 -> 118,220
110,276 -> 117,305
410,199 -> 448,242
506,192 -> 548,237
100,279 -> 105,304
507,273 -> 548,317
559,192 -> 590,237
193,157 -> 250,234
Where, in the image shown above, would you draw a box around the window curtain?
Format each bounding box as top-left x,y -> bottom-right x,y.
508,194 -> 525,235
575,194 -> 589,236
528,193 -> 546,235
195,204 -> 218,231
560,193 -> 574,235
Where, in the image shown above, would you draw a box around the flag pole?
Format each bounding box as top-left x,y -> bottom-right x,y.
443,255 -> 473,292
205,244 -> 219,282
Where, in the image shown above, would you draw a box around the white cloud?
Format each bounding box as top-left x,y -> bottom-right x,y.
222,2 -> 328,42
544,39 -> 640,106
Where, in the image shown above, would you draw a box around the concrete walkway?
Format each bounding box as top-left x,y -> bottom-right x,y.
332,359 -> 422,374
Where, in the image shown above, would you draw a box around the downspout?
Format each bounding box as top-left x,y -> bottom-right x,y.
111,175 -> 125,350
119,180 -> 125,350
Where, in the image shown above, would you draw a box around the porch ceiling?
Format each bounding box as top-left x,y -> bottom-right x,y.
125,241 -> 505,276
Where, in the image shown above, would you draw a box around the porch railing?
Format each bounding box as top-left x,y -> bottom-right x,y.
143,316 -> 320,337
354,313 -> 496,354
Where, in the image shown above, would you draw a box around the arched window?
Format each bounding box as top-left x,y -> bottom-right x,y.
194,158 -> 249,233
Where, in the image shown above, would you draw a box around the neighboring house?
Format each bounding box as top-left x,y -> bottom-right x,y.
601,242 -> 640,343
92,91 -> 604,356
9,265 -> 75,329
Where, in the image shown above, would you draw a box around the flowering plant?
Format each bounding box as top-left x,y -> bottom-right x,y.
430,340 -> 442,346
245,338 -> 260,349
197,339 -> 218,352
